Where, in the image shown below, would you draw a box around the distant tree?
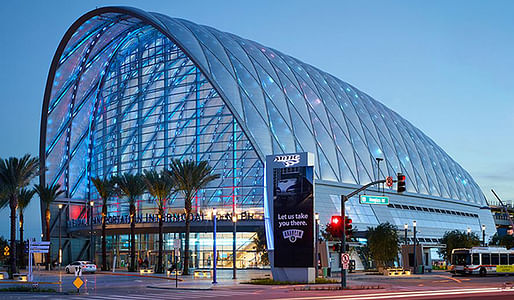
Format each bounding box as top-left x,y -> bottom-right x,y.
166,159 -> 219,275
34,183 -> 65,270
253,227 -> 269,265
366,222 -> 399,269
0,155 -> 39,277
18,188 -> 35,269
439,230 -> 480,263
91,177 -> 115,271
143,170 -> 174,273
490,233 -> 514,250
321,222 -> 357,241
113,173 -> 146,272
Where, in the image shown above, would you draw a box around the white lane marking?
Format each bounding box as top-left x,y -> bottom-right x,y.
281,287 -> 514,300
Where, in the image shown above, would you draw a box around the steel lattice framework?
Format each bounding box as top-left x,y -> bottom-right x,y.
41,7 -> 486,213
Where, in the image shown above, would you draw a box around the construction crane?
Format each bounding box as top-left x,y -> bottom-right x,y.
491,189 -> 514,235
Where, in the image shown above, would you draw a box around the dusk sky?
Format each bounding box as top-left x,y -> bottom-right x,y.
1,0 -> 513,239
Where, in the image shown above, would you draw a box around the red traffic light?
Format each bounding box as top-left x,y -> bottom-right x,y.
397,173 -> 406,193
331,215 -> 342,225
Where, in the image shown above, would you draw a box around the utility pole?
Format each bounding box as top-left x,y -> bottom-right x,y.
340,178 -> 387,289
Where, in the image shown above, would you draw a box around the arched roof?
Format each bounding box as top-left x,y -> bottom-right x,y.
41,6 -> 485,205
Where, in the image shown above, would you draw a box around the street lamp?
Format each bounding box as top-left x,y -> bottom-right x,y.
467,227 -> 471,237
58,204 -> 63,270
90,201 -> 94,262
413,221 -> 417,274
212,208 -> 217,284
482,224 -> 486,246
404,223 -> 408,245
314,213 -> 320,278
232,213 -> 237,280
376,157 -> 384,193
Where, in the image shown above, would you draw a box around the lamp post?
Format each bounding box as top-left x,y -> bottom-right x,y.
413,221 -> 417,274
467,227 -> 471,237
376,158 -> 384,193
90,201 -> 94,262
404,223 -> 408,245
58,204 -> 63,270
314,213 -> 319,278
212,208 -> 217,284
232,213 -> 237,280
482,224 -> 486,246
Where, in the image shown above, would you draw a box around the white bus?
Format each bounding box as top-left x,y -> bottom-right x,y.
451,246 -> 514,276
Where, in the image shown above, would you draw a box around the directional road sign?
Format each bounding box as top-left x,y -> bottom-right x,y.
359,194 -> 389,205
73,276 -> 84,289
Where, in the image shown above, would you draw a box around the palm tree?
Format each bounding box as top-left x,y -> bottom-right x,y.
143,170 -> 174,273
91,177 -> 115,271
34,183 -> 64,270
166,159 -> 220,275
18,188 -> 35,269
113,173 -> 146,272
0,154 -> 39,277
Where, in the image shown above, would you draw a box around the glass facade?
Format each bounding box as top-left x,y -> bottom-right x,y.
96,232 -> 262,270
41,7 -> 495,266
42,8 -> 486,208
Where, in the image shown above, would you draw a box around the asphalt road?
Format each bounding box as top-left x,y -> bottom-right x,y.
2,270 -> 514,299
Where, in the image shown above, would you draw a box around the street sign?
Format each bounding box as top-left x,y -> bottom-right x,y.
341,253 -> 350,270
73,276 -> 84,289
386,176 -> 393,187
359,195 -> 389,205
74,266 -> 83,277
28,240 -> 50,282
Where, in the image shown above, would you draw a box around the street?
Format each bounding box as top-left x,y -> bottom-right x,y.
3,270 -> 514,299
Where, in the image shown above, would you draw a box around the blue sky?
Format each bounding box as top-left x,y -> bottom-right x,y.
0,0 -> 513,239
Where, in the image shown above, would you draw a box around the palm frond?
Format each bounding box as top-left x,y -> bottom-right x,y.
18,188 -> 36,211
34,183 -> 65,205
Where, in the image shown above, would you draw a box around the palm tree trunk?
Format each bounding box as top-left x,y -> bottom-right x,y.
130,203 -> 136,272
157,206 -> 163,273
19,212 -> 24,269
183,212 -> 190,275
9,197 -> 17,278
101,204 -> 107,271
45,208 -> 51,270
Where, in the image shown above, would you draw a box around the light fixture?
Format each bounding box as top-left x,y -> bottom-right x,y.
58,204 -> 63,209
404,223 -> 408,230
413,220 -> 417,227
482,224 -> 486,230
232,215 -> 237,223
314,213 -> 319,221
467,227 -> 471,234
89,200 -> 94,207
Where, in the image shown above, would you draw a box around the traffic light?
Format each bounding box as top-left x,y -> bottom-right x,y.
331,243 -> 341,252
329,215 -> 343,238
344,216 -> 353,238
397,173 -> 406,193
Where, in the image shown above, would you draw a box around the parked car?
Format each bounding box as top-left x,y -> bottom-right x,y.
65,261 -> 97,274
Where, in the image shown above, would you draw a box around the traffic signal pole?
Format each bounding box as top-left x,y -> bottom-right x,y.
340,179 -> 386,289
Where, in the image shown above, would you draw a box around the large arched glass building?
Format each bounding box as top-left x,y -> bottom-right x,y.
41,6 -> 494,268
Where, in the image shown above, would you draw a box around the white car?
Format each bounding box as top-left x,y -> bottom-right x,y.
65,261 -> 97,274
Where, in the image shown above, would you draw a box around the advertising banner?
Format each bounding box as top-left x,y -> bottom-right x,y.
271,154 -> 314,268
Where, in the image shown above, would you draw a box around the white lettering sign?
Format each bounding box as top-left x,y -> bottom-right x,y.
274,155 -> 301,167
282,229 -> 304,243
